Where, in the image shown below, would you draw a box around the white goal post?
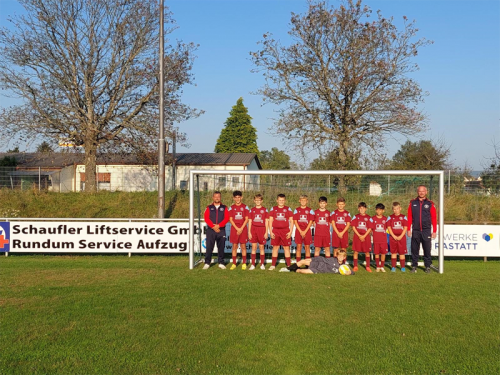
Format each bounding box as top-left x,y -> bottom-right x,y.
189,170 -> 445,273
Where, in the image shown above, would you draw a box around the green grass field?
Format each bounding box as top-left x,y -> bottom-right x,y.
1,256 -> 499,374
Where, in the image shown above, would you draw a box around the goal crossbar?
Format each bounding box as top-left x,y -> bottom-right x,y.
189,170 -> 445,273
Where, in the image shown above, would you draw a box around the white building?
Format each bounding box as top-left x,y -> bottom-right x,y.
0,152 -> 262,192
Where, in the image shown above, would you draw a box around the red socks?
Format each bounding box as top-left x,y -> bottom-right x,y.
296,256 -> 301,262
242,255 -> 247,264
400,258 -> 406,269
251,254 -> 256,266
391,257 -> 397,268
365,253 -> 370,266
271,257 -> 278,266
306,256 -> 311,259
285,257 -> 291,266
232,256 -> 237,265
260,253 -> 265,265
354,258 -> 358,267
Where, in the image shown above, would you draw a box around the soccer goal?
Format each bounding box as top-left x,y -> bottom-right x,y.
189,170 -> 445,273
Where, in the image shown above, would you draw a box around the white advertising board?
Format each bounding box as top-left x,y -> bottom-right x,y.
431,225 -> 499,257
0,221 -> 194,253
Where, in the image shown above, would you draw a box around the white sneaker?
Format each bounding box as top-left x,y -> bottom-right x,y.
269,266 -> 275,271
202,264 -> 210,270
249,265 -> 255,270
279,267 -> 290,272
376,267 -> 381,273
380,267 -> 386,273
260,264 -> 266,270
218,264 -> 226,270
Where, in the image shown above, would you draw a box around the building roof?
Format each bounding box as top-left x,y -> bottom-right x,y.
0,152 -> 262,169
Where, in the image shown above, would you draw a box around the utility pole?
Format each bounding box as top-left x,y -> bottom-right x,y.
158,0 -> 165,218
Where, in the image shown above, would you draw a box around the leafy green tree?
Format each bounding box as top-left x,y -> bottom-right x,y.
310,148 -> 362,189
391,139 -> 451,170
36,141 -> 54,153
215,98 -> 258,153
259,148 -> 291,170
0,156 -> 17,166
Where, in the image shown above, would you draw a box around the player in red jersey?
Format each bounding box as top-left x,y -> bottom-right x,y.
293,195 -> 314,262
331,197 -> 351,257
313,196 -> 332,257
350,202 -> 373,272
371,203 -> 388,272
228,190 -> 250,270
248,194 -> 269,270
387,202 -> 408,272
268,193 -> 294,271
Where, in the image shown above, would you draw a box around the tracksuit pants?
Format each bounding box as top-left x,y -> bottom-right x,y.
411,229 -> 432,268
205,228 -> 226,265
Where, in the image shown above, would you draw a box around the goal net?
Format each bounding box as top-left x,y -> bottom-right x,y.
189,170 -> 444,273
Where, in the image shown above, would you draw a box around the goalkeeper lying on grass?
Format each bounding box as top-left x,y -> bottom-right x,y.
280,250 -> 354,275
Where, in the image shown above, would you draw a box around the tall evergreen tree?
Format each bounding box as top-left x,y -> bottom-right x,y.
215,98 -> 258,153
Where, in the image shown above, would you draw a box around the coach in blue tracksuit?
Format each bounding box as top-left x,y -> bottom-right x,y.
202,191 -> 230,270
407,185 -> 437,274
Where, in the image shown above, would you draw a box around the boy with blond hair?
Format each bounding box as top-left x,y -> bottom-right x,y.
331,197 -> 351,258
387,202 -> 408,272
293,195 -> 314,262
350,202 -> 373,272
248,194 -> 269,270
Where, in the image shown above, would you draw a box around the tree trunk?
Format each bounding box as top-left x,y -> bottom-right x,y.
337,139 -> 349,196
84,142 -> 98,192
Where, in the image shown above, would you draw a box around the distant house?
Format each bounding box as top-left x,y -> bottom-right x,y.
463,176 -> 487,194
0,152 -> 262,192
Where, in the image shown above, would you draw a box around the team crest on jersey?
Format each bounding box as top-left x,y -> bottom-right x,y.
424,204 -> 429,209
364,217 -> 368,221
260,210 -> 264,213
220,207 -> 224,211
344,213 -> 347,217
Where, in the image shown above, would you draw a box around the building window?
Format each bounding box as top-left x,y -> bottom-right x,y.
80,172 -> 111,191
180,180 -> 188,190
218,177 -> 226,189
232,177 -> 239,186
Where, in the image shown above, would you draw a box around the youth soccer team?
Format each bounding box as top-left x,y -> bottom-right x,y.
224,190 -> 409,272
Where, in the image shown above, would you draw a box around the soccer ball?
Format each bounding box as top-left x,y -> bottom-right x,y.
339,264 -> 351,275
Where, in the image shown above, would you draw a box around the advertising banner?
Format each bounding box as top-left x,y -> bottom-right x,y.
0,220 -> 498,257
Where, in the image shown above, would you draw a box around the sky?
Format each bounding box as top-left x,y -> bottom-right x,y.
0,0 -> 499,170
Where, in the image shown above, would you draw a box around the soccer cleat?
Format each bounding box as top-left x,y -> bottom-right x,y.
242,264 -> 247,270
376,267 -> 381,273
424,267 -> 431,274
366,267 -> 372,273
249,265 -> 255,270
391,267 -> 396,272
279,267 -> 290,272
269,265 -> 275,271
380,267 -> 386,273
230,263 -> 237,270
260,264 -> 266,270
353,266 -> 358,272
218,264 -> 226,270
401,267 -> 406,272
410,267 -> 417,273
202,264 -> 210,270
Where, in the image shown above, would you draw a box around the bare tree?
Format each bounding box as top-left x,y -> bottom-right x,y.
0,0 -> 200,191
251,0 -> 432,192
